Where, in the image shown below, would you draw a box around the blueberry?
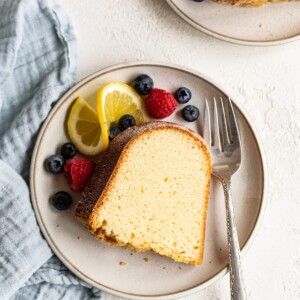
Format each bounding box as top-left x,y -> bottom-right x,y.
133,74 -> 154,96
109,125 -> 121,140
119,115 -> 136,131
61,143 -> 77,159
182,105 -> 200,122
52,191 -> 72,210
174,87 -> 192,104
45,155 -> 66,174
193,0 -> 204,2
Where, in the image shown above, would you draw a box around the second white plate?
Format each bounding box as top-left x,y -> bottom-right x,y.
167,0 -> 300,46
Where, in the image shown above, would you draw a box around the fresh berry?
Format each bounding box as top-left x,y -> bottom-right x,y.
109,125 -> 122,140
45,155 -> 66,174
174,87 -> 192,104
119,115 -> 136,131
133,74 -> 154,96
193,0 -> 204,2
51,191 -> 72,210
146,88 -> 178,119
64,158 -> 95,192
61,143 -> 77,159
182,105 -> 200,122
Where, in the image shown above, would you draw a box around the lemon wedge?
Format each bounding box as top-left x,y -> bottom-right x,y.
96,82 -> 150,148
67,96 -> 107,155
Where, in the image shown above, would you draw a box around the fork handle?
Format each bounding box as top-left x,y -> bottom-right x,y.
221,177 -> 247,300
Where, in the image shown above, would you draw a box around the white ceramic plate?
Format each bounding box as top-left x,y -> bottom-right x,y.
166,0 -> 300,46
30,61 -> 267,299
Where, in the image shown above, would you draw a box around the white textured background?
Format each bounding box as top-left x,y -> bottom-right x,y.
61,1 -> 300,299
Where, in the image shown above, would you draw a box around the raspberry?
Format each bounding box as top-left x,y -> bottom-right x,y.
146,88 -> 178,119
64,157 -> 95,192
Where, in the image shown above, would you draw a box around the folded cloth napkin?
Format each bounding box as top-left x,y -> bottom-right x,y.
0,0 -> 102,299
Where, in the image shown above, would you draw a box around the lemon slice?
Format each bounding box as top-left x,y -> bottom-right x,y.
96,82 -> 150,148
67,96 -> 106,155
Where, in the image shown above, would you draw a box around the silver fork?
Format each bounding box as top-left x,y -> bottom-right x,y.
204,98 -> 247,300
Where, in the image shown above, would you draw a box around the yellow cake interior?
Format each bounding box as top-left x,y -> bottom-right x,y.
90,127 -> 211,264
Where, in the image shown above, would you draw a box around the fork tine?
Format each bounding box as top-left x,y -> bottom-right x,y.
228,99 -> 240,145
213,97 -> 221,150
203,99 -> 212,146
220,97 -> 230,147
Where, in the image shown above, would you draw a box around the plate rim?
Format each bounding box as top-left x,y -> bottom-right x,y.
166,0 -> 300,46
30,60 -> 269,299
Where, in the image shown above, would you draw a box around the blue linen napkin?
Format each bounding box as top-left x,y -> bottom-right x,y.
0,0 -> 102,299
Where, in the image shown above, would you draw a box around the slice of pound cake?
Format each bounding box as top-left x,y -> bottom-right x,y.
75,121 -> 212,265
215,0 -> 290,6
